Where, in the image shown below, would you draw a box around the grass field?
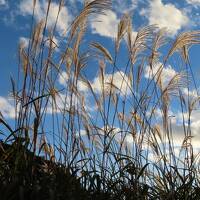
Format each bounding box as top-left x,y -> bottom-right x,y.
1,0 -> 200,199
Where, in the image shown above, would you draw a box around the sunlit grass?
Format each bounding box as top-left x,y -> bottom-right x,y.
1,0 -> 200,199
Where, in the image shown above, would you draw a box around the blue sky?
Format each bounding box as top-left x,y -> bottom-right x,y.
1,0 -> 200,158
1,0 -> 200,91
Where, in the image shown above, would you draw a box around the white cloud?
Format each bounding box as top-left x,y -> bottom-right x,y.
124,30 -> 138,47
42,35 -> 60,50
91,71 -> 131,96
147,108 -> 163,119
0,0 -> 6,5
19,37 -> 29,49
80,129 -> 87,136
113,0 -> 138,14
170,118 -> 200,149
19,0 -> 72,35
58,70 -> 131,96
144,62 -> 177,87
0,0 -> 8,9
149,109 -> 200,149
182,88 -> 199,98
95,125 -> 121,136
19,0 -> 41,18
58,71 -> 69,86
176,110 -> 200,134
130,0 -> 138,10
187,0 -> 200,5
46,89 -> 95,114
77,80 -> 89,92
91,10 -> 119,38
90,7 -> 138,42
75,129 -> 88,138
46,93 -> 78,114
140,0 -> 189,36
0,96 -> 16,119
58,71 -> 89,92
124,134 -> 134,144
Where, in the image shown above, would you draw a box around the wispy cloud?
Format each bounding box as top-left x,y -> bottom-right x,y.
0,0 -> 8,10
144,62 -> 177,87
19,0 -> 72,35
113,0 -> 138,14
140,0 -> 189,36
0,0 -> 6,6
186,0 -> 200,6
0,96 -> 16,119
19,37 -> 29,49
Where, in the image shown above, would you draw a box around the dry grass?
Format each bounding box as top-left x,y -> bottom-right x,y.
1,0 -> 200,199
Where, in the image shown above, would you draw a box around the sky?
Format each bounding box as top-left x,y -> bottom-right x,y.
1,0 -> 200,159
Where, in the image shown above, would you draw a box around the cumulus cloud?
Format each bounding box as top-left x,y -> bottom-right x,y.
45,36 -> 59,49
77,80 -> 89,92
0,96 -> 16,119
182,88 -> 199,98
90,8 -> 138,41
144,62 -> 177,87
92,126 -> 133,146
58,71 -> 69,86
140,0 -> 189,36
58,71 -> 89,92
56,70 -> 132,116
19,0 -> 72,35
46,93 -> 81,114
91,71 -> 131,96
58,70 -> 131,96
19,37 -> 29,49
146,108 -> 200,150
91,10 -> 119,38
46,89 -> 94,115
167,113 -> 200,150
176,109 -> 200,132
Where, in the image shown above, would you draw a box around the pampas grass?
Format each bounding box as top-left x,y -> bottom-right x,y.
1,0 -> 200,199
